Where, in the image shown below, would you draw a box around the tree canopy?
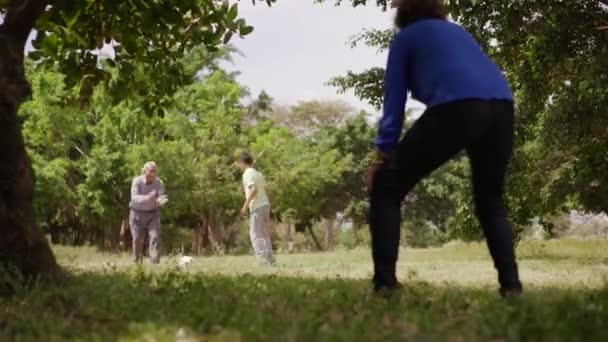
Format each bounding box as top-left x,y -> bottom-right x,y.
328,0 -> 608,239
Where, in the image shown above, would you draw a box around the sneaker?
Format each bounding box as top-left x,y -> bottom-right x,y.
499,286 -> 523,298
256,258 -> 276,267
374,282 -> 404,297
268,256 -> 277,266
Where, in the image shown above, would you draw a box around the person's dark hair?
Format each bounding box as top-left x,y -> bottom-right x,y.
237,151 -> 254,165
393,0 -> 448,29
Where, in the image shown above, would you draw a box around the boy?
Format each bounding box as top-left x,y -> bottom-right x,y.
236,152 -> 276,265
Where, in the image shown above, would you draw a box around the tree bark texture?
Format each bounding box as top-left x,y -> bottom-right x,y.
0,0 -> 59,276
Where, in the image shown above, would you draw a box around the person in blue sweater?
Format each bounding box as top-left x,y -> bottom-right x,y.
368,0 -> 523,296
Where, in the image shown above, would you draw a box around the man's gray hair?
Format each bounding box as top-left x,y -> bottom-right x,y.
142,161 -> 157,174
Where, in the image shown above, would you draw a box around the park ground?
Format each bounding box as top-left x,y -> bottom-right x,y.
2,239 -> 608,341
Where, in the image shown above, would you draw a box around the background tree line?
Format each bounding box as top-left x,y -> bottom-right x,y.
24,40 -> 471,254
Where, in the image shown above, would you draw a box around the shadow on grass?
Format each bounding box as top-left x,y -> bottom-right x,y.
1,268 -> 607,341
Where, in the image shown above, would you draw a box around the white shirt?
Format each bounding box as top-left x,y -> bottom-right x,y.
242,167 -> 270,211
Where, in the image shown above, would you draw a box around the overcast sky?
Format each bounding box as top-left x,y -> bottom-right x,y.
226,1 -> 394,114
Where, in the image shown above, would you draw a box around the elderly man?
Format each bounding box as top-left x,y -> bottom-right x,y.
129,161 -> 168,264
236,152 -> 276,266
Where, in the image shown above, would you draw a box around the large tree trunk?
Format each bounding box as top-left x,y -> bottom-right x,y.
307,225 -> 323,251
72,220 -> 86,246
284,219 -> 294,252
206,210 -> 223,253
122,218 -> 132,253
323,218 -> 335,251
48,221 -> 61,244
108,219 -> 122,253
92,226 -> 104,249
200,215 -> 210,251
207,210 -> 217,244
191,229 -> 201,255
0,0 -> 58,277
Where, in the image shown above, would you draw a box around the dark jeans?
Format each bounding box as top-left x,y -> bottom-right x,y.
369,100 -> 522,292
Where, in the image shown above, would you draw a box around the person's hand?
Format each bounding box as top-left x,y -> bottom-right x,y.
240,205 -> 248,216
148,190 -> 158,200
156,195 -> 168,207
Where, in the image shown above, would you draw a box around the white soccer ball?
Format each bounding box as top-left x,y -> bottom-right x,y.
157,195 -> 169,207
177,256 -> 193,268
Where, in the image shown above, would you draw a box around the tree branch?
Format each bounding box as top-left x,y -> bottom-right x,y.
1,0 -> 50,46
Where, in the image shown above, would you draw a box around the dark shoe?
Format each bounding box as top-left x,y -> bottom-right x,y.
499,286 -> 523,298
374,282 -> 403,297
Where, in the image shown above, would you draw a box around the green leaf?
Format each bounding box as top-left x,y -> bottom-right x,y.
41,34 -> 60,57
60,11 -> 81,29
27,51 -> 44,61
228,3 -> 239,21
105,59 -> 117,68
222,32 -> 233,44
239,26 -> 254,36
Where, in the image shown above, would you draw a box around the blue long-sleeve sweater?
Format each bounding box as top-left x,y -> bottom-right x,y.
376,19 -> 513,152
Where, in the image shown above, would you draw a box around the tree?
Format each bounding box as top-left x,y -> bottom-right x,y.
268,100 -> 356,137
448,0 -> 608,229
327,1 -> 608,240
0,0 -> 255,276
327,27 -> 482,240
152,70 -> 247,253
246,90 -> 274,122
23,38 -> 382,254
20,44 -> 247,251
313,112 -> 376,249
327,29 -> 392,108
248,126 -> 351,249
261,100 -> 372,249
20,65 -> 86,245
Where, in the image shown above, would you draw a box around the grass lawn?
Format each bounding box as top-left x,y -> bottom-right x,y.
2,240 -> 607,341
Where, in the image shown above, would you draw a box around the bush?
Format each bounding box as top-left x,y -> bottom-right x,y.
160,224 -> 191,255
231,222 -> 253,256
402,220 -> 444,248
231,221 -> 284,256
521,223 -> 548,241
336,227 -> 371,250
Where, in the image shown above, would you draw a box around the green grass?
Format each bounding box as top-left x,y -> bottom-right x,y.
2,240 -> 608,341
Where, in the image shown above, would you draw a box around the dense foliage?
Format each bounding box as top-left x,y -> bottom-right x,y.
21,49 -> 380,252
329,0 -> 608,240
